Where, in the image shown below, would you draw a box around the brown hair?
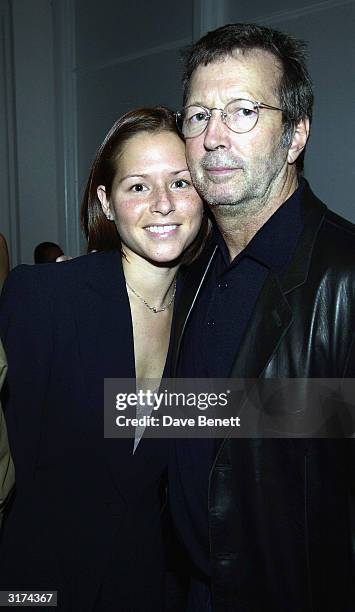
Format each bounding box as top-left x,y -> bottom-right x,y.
80,106 -> 209,262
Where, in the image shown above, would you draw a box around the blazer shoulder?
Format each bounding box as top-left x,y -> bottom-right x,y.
1,251 -> 122,311
2,253 -> 95,295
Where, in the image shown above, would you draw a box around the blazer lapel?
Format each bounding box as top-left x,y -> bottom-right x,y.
72,252 -> 135,496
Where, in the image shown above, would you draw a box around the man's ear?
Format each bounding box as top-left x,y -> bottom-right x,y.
97,185 -> 115,220
287,117 -> 310,164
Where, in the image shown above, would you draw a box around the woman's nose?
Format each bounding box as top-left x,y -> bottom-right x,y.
150,189 -> 175,215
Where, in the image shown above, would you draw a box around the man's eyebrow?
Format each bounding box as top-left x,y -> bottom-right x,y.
185,101 -> 207,107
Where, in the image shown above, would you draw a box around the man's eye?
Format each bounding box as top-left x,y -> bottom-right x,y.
189,112 -> 208,124
236,107 -> 256,118
172,179 -> 189,189
130,184 -> 147,192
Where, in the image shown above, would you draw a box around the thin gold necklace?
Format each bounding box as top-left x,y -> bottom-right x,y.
126,279 -> 177,313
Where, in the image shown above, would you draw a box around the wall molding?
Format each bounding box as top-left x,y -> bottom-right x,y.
52,0 -> 80,257
253,0 -> 355,25
0,0 -> 20,266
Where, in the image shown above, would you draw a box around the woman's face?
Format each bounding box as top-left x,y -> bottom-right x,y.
97,131 -> 203,264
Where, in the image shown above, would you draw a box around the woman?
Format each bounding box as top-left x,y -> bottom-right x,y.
0,107 -> 206,611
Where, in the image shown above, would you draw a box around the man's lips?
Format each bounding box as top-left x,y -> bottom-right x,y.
205,166 -> 240,174
204,166 -> 242,183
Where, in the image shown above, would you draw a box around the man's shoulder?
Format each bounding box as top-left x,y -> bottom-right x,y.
317,207 -> 355,263
323,207 -> 355,235
301,181 -> 355,266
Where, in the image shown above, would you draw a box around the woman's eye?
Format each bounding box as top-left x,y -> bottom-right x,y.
130,184 -> 147,192
172,179 -> 189,189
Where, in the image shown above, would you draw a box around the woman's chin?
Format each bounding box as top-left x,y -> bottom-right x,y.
143,249 -> 185,267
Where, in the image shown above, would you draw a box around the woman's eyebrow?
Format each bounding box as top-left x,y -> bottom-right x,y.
171,168 -> 189,175
118,173 -> 148,183
119,168 -> 189,182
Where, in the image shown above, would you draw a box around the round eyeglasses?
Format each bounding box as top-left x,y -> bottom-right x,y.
175,98 -> 284,138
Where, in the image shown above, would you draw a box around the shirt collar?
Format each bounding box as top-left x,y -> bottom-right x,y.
215,178 -> 306,274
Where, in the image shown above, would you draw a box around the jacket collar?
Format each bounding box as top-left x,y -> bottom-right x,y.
280,185 -> 326,293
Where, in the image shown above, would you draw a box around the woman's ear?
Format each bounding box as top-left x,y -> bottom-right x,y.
97,185 -> 115,220
287,117 -> 310,165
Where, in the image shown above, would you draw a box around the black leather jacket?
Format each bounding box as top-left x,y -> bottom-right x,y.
172,183 -> 355,611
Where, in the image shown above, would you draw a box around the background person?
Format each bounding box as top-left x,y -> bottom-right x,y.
33,241 -> 64,263
0,106 -> 206,611
170,23 -> 355,611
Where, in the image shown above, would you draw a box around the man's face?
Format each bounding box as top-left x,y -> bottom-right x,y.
185,50 -> 295,209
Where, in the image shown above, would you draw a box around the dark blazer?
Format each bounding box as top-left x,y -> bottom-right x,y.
171,182 -> 355,611
0,252 -> 168,611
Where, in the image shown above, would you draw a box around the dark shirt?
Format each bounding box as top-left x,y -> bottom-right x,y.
171,180 -> 305,579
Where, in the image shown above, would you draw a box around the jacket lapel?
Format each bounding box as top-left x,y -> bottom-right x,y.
231,187 -> 327,377
230,273 -> 293,378
72,252 -> 135,496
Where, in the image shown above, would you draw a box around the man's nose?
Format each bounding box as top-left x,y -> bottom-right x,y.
150,188 -> 175,215
203,112 -> 230,150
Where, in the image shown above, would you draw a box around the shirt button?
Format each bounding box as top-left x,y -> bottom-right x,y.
207,320 -> 215,328
217,281 -> 228,289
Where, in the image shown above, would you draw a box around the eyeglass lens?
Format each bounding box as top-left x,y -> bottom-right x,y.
180,99 -> 259,137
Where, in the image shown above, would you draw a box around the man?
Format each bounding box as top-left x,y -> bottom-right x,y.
169,24 -> 355,611
33,241 -> 64,264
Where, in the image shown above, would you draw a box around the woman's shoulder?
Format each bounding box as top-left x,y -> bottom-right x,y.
2,251 -> 122,307
8,251 -> 118,286
1,255 -> 86,309
2,252 -> 123,319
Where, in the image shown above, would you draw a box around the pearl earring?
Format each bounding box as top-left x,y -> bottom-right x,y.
106,211 -> 115,221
